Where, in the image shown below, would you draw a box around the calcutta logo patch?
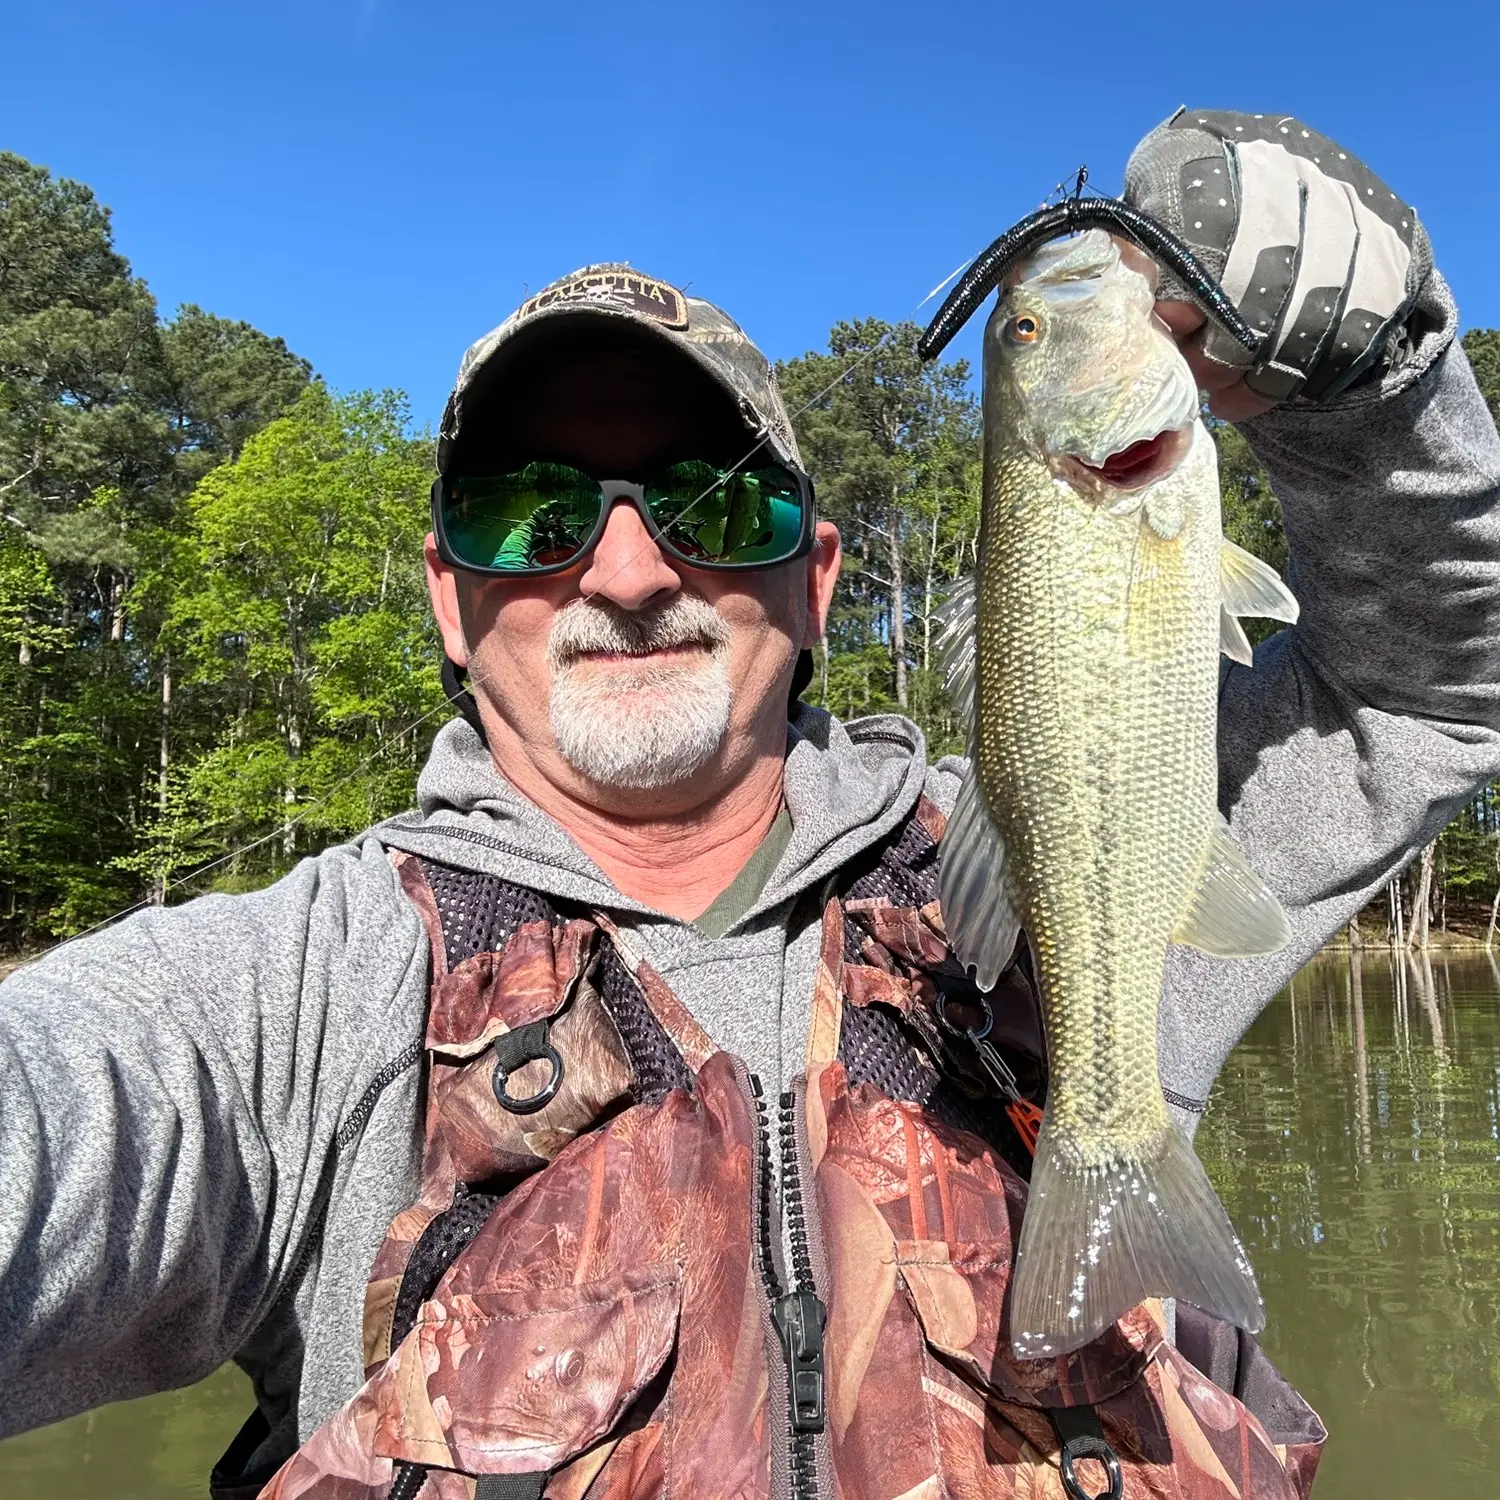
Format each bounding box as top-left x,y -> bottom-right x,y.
518,270 -> 689,328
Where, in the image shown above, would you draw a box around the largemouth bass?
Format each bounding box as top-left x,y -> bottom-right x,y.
935,229 -> 1299,1357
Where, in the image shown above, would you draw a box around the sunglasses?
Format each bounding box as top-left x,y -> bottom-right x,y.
431,457 -> 816,577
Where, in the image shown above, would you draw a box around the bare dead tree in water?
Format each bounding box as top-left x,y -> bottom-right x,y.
1408,842 -> 1436,951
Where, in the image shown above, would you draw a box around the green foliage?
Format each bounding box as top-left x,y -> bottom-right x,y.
0,529 -> 63,658
779,320 -> 979,739
0,152 -> 315,948
1210,418 -> 1288,652
140,388 -> 443,892
160,305 -> 314,483
0,151 -> 167,568
1213,420 -> 1286,574
5,141 -> 1500,956
1461,328 -> 1500,429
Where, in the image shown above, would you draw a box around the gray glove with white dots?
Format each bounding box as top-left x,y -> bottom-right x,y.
1126,108 -> 1432,403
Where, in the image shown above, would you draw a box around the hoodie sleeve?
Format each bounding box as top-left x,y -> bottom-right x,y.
0,839 -> 427,1438
1159,269 -> 1500,1131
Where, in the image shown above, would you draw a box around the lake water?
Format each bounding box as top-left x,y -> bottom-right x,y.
1,950 -> 1496,1496
1197,949 -> 1500,1493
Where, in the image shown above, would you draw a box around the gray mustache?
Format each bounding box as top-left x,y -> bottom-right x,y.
548,596 -> 732,666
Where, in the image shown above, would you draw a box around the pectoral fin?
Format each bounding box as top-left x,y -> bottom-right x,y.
1219,607 -> 1254,666
1144,486 -> 1184,540
937,771 -> 1019,992
1172,816 -> 1291,957
1220,538 -> 1299,629
933,573 -> 977,733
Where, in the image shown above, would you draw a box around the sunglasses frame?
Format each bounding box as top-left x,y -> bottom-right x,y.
430,457 -> 817,579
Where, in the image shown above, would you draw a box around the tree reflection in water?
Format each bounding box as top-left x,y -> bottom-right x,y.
1198,952 -> 1500,1495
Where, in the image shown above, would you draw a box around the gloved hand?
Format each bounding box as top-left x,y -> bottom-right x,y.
1125,109 -> 1432,419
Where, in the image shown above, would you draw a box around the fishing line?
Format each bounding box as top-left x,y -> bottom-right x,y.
22,252 -> 983,958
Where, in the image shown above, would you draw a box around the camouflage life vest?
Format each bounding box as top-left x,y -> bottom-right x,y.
256,797 -> 1326,1500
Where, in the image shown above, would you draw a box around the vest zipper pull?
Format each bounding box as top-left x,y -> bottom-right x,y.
772,1289 -> 827,1432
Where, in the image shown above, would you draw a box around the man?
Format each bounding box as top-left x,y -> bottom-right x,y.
2,111 -> 1498,1496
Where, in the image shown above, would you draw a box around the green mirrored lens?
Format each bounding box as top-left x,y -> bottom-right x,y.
443,464 -> 601,570
645,461 -> 805,565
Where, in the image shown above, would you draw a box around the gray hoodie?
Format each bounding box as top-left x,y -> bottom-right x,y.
2,270 -> 1498,1475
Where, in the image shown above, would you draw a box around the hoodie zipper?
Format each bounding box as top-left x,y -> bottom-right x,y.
750,1075 -> 827,1500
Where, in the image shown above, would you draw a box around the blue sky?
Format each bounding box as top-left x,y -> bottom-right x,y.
5,0 -> 1494,427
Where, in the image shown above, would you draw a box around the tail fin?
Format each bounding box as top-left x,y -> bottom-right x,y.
1008,1122 -> 1263,1359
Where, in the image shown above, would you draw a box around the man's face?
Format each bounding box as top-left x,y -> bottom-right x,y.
424,345 -> 841,813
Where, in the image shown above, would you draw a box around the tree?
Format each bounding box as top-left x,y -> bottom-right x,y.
0,152 -> 310,948
779,321 -> 978,731
1214,420 -> 1286,574
0,152 -> 168,612
131,388 -> 443,896
7,154 -> 1500,958
160,306 -> 313,483
1461,328 -> 1500,430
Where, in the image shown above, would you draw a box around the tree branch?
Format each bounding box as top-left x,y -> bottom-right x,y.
0,463 -> 39,498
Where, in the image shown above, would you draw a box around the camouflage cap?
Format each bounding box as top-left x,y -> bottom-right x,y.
437,263 -> 804,477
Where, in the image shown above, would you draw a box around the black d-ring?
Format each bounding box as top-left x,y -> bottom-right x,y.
1059,1434 -> 1123,1500
934,987 -> 994,1044
491,1019 -> 564,1115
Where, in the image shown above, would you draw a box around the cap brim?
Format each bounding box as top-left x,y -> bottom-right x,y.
438,302 -> 800,477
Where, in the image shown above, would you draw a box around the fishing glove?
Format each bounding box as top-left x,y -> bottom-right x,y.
1124,108 -> 1432,403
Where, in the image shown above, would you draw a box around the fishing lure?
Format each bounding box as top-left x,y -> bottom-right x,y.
918,194 -> 1265,362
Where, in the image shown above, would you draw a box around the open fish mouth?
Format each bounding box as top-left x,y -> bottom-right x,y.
1057,424 -> 1194,494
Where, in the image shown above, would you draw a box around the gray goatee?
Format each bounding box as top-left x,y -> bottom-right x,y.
547,595 -> 733,790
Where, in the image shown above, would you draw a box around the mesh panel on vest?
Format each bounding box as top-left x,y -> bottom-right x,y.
421,859 -> 555,970
390,1185 -> 503,1352
839,995 -> 1032,1176
838,994 -> 941,1107
843,810 -> 941,911
416,855 -> 692,1105
595,940 -> 693,1104
841,909 -> 869,968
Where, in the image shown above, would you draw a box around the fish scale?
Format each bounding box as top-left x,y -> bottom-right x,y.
979,432 -> 1219,1152
934,229 -> 1300,1357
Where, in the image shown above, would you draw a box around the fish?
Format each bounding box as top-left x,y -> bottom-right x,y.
934,228 -> 1299,1358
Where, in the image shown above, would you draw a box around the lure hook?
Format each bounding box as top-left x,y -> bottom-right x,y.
917,197 -> 1264,363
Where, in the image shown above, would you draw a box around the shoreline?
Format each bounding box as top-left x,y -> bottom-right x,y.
1321,934 -> 1499,955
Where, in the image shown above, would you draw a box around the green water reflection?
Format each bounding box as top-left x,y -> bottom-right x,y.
2,951 -> 1497,1496
0,1360 -> 250,1498
1198,950 -> 1500,1494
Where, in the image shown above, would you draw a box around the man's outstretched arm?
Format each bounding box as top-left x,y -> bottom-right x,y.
1124,113 -> 1500,1122
0,841 -> 425,1437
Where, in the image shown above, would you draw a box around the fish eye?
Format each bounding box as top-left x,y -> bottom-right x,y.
1007,313 -> 1041,345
